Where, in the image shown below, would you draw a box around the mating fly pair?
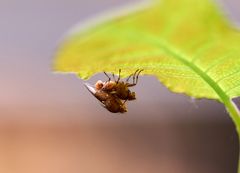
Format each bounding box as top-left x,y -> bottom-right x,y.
84,69 -> 143,113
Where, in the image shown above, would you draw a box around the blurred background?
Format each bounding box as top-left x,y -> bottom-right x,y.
0,0 -> 239,173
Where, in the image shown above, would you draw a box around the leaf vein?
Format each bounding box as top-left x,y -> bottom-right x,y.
137,31 -> 229,102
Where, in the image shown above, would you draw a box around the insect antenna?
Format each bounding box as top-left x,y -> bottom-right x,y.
104,71 -> 111,82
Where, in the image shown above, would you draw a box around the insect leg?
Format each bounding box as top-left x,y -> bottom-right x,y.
117,69 -> 121,83
126,73 -> 133,83
135,69 -> 144,84
126,83 -> 136,87
123,90 -> 130,103
104,71 -> 111,82
132,69 -> 139,84
112,73 -> 116,82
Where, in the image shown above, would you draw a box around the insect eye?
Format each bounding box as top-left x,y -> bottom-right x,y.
95,80 -> 104,90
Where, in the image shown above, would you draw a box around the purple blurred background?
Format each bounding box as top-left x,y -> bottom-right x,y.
0,0 -> 239,173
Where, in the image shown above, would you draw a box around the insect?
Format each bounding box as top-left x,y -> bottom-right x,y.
84,82 -> 127,113
98,69 -> 143,101
84,69 -> 143,113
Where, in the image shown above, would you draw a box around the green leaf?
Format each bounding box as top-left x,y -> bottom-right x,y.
53,1 -> 240,171
53,0 -> 240,103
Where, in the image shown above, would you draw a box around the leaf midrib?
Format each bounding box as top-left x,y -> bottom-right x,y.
128,29 -> 230,103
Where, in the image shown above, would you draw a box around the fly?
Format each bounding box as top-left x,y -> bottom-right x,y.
84,69 -> 143,113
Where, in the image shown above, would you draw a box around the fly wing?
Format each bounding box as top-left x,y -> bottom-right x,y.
84,82 -> 111,111
84,83 -> 97,95
84,82 -> 109,102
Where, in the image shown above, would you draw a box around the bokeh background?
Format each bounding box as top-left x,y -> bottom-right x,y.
0,0 -> 240,173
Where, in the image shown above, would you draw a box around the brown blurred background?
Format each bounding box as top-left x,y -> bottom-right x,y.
0,0 -> 240,173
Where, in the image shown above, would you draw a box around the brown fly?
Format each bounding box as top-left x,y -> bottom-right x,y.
100,69 -> 143,101
84,69 -> 143,113
84,83 -> 127,113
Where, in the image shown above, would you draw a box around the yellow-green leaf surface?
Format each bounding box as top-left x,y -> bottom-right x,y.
54,0 -> 240,102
